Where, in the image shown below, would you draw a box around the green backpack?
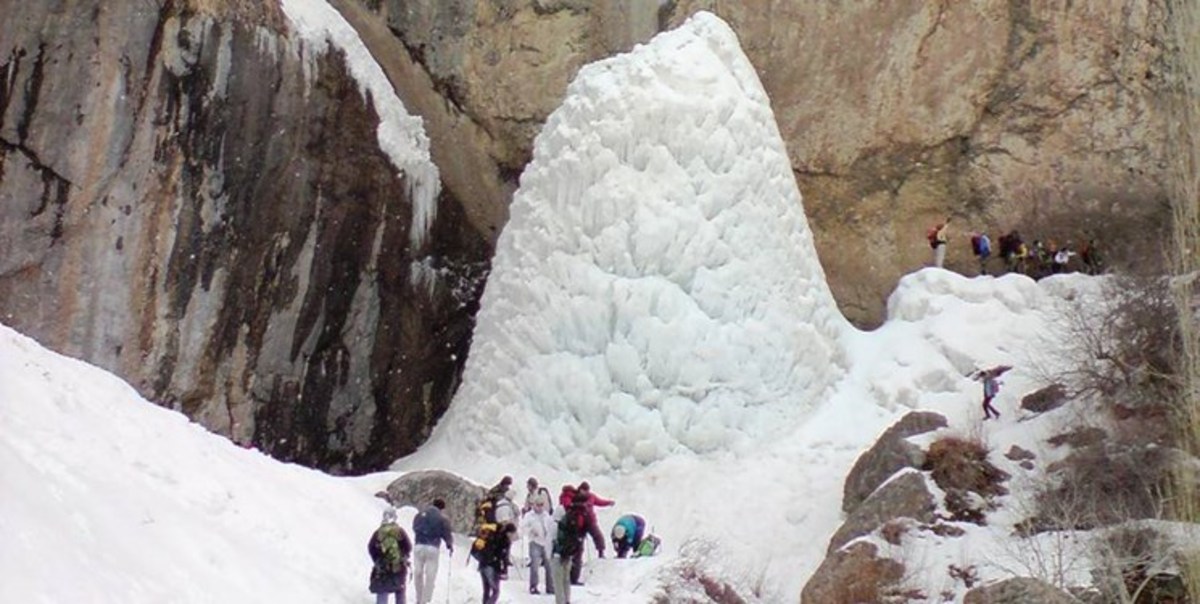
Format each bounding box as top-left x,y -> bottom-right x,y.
376,525 -> 408,572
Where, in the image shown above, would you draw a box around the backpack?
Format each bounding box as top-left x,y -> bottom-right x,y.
471,496 -> 497,536
970,234 -> 982,256
470,522 -> 498,561
553,511 -> 584,557
375,525 -> 408,573
634,534 -> 661,558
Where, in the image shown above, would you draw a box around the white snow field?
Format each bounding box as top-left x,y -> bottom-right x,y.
2,9 -> 1119,604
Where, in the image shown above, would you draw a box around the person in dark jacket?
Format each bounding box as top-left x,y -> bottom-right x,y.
411,498 -> 454,604
369,507 -> 412,604
551,493 -> 596,604
477,522 -> 517,604
610,514 -> 646,559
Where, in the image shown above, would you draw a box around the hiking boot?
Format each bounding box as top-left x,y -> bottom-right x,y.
529,587 -> 540,594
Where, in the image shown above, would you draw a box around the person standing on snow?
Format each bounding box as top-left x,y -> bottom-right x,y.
929,218 -> 951,268
520,497 -> 556,594
477,522 -> 517,604
577,481 -> 613,562
982,371 -> 1003,420
523,476 -> 553,516
551,493 -> 595,603
369,507 -> 412,604
411,498 -> 453,604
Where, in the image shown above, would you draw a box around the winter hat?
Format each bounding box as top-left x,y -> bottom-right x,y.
382,507 -> 398,524
579,481 -> 591,492
613,524 -> 626,539
527,476 -> 539,489
561,484 -> 576,494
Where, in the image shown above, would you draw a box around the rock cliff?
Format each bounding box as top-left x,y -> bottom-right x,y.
364,0 -> 1176,324
0,0 -> 1185,473
0,0 -> 488,472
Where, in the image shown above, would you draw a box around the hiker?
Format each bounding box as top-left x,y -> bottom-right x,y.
369,507 -> 412,604
1080,238 -> 1103,274
519,495 -> 556,595
998,230 -> 1023,273
412,498 -> 453,604
611,514 -> 646,559
577,481 -> 613,560
928,218 -> 951,268
970,231 -> 992,275
487,475 -> 513,500
982,370 -> 1002,420
551,492 -> 596,603
476,523 -> 517,604
523,476 -> 553,516
1052,244 -> 1075,274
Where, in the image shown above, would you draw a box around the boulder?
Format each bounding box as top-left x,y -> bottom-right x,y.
964,577 -> 1080,604
843,411 -> 948,514
801,541 -> 906,604
382,470 -> 487,533
828,469 -> 937,554
1021,384 -> 1069,414
1004,445 -> 1036,462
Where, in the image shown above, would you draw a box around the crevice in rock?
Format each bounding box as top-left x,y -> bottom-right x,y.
14,42 -> 46,144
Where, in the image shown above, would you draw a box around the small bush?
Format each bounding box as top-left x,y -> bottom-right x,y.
923,436 -> 1010,524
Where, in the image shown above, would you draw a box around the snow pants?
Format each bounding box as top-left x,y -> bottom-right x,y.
480,565 -> 501,604
934,243 -> 947,268
412,544 -> 439,604
529,542 -> 553,593
375,592 -> 403,604
551,554 -> 572,604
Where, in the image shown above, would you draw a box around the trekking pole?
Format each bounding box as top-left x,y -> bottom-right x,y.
446,549 -> 452,604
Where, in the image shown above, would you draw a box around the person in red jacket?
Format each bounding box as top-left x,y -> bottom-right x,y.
577,482 -> 613,562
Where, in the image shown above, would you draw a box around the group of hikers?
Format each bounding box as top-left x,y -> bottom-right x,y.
367,475 -> 658,604
927,218 -> 1104,278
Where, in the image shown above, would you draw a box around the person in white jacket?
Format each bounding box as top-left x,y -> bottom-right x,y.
519,499 -> 556,595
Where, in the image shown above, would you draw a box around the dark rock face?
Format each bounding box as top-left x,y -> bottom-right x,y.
382,469 -> 486,533
0,0 -> 489,473
842,411 -> 947,514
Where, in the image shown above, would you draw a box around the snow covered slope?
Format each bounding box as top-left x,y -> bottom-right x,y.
411,12 -> 851,474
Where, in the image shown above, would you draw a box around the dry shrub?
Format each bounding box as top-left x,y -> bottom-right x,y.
1058,274 -> 1180,408
1091,525 -> 1190,604
654,538 -> 773,604
923,436 -> 1010,524
1029,444 -> 1177,534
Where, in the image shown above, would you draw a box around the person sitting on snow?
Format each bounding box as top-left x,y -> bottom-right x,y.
610,514 -> 646,559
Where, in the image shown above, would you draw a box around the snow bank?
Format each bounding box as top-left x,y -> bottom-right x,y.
279,0 -> 439,250
0,325 -> 385,603
413,12 -> 851,473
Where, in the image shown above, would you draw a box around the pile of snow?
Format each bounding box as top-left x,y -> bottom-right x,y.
279,0 -> 439,249
411,12 -> 851,474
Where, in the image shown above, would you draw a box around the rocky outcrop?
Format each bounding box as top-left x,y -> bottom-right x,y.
827,469 -> 937,554
964,577 -> 1080,604
362,0 -> 1176,325
381,469 -> 485,533
1022,383 -> 1069,413
801,542 -> 906,604
842,411 -> 947,513
0,0 -> 489,472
